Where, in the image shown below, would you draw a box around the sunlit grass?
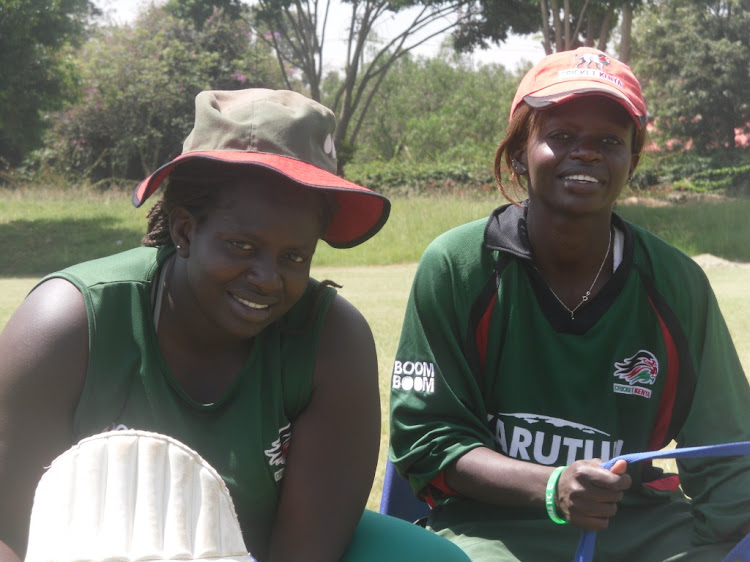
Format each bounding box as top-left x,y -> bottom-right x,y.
616,197 -> 750,262
312,194 -> 498,267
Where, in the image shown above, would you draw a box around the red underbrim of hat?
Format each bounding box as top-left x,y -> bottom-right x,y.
523,85 -> 646,129
132,151 -> 391,249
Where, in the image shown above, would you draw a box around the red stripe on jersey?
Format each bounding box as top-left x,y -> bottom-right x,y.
648,297 -> 680,451
643,474 -> 681,492
423,471 -> 458,508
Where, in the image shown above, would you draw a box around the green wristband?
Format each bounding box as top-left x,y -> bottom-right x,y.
545,466 -> 568,525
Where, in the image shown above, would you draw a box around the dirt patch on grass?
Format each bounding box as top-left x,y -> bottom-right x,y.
619,196 -> 671,207
619,192 -> 731,207
692,254 -> 750,268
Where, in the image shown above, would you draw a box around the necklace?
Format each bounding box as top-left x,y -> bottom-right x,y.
547,227 -> 612,320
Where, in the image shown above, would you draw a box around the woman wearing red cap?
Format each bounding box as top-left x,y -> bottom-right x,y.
0,89 -> 469,562
389,48 -> 750,560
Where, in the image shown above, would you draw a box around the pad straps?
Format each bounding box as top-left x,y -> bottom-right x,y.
573,441 -> 750,562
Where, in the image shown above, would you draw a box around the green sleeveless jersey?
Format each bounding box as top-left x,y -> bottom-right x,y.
38,246 -> 336,557
390,203 -> 750,543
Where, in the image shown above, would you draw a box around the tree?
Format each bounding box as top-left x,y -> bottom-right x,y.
0,0 -> 95,167
163,0 -> 245,29
350,51 -> 520,164
632,0 -> 750,152
46,5 -> 285,180
250,0 -> 531,169
454,0 -> 644,62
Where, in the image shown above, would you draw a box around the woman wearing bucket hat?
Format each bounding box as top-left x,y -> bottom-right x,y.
388,48 -> 750,560
0,89 -> 470,562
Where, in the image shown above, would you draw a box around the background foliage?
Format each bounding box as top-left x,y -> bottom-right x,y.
345,53 -> 518,164
36,6 -> 283,182
633,0 -> 750,153
0,0 -> 94,168
2,0 -> 750,196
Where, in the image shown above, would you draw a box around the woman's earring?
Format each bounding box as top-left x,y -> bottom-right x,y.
512,159 -> 527,175
176,244 -> 181,250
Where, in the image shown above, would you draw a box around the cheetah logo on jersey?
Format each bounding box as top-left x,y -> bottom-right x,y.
264,423 -> 292,481
613,350 -> 659,398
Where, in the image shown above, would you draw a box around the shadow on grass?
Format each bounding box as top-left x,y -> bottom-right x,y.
0,217 -> 144,277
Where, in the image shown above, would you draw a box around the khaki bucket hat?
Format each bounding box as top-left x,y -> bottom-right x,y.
132,88 -> 390,249
25,430 -> 256,561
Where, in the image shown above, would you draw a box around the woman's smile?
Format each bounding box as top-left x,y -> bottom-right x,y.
230,293 -> 271,311
521,96 -> 637,216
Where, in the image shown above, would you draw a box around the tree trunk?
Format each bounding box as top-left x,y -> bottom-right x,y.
585,19 -> 595,47
596,4 -> 615,51
540,0 -> 553,54
550,0 -> 564,51
619,4 -> 632,63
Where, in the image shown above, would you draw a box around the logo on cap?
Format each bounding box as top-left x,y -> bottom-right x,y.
558,52 -> 624,89
323,133 -> 336,159
574,52 -> 610,70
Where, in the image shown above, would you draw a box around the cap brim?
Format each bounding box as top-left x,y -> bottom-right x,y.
523,83 -> 646,129
133,151 -> 390,249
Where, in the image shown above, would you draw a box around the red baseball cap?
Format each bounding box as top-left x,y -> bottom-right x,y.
510,48 -> 647,129
133,89 -> 390,249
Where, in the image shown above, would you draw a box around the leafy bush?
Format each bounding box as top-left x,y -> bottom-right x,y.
634,149 -> 750,195
346,159 -> 497,198
633,2 -> 750,154
35,6 -> 284,183
0,0 -> 92,167
346,54 -> 521,167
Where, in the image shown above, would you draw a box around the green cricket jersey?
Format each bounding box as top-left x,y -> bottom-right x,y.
390,203 -> 750,546
37,246 -> 336,559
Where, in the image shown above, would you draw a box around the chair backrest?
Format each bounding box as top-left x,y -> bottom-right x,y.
379,459 -> 430,523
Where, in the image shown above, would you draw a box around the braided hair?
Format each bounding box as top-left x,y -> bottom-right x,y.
141,161 -> 232,247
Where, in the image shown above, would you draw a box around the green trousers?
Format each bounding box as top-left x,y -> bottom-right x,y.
427,500 -> 740,561
343,509 -> 471,561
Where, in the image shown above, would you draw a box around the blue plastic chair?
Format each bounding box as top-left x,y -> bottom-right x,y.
378,459 -> 430,523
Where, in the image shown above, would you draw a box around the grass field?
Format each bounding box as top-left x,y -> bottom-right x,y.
3,187 -> 750,275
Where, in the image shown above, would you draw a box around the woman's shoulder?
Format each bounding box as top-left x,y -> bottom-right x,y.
52,246 -> 166,286
420,216 -> 492,270
626,221 -> 708,280
427,217 -> 489,254
282,278 -> 338,330
624,220 -> 714,309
